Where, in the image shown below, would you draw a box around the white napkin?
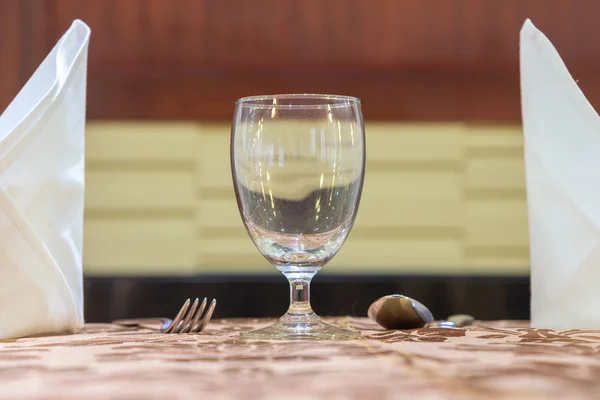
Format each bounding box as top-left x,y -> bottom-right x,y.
521,19 -> 600,328
0,20 -> 90,339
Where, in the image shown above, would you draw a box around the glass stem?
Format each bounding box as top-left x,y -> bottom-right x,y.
281,271 -> 318,323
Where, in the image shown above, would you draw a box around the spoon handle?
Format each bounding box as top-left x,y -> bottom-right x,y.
426,321 -> 456,328
447,314 -> 475,327
426,315 -> 475,329
113,318 -> 171,330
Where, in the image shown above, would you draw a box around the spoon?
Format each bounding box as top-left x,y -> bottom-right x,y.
367,294 -> 474,330
367,294 -> 434,330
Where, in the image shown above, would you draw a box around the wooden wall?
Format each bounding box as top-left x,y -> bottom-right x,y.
1,1 -> 596,275
83,121 -> 528,276
2,0 -> 600,122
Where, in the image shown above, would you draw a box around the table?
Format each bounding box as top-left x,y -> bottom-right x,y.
1,318 -> 599,399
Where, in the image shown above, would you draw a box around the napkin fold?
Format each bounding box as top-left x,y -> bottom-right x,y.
521,19 -> 600,328
0,20 -> 90,339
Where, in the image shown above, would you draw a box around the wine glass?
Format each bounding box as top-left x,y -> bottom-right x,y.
231,94 -> 365,340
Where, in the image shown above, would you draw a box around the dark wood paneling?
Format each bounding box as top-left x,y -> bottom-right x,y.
3,0 -> 600,121
0,0 -> 22,113
84,275 -> 530,321
0,0 -> 54,113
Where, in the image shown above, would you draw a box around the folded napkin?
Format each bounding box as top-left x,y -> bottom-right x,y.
0,20 -> 90,339
521,19 -> 600,328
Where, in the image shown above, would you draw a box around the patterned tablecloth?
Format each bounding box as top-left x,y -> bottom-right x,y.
1,318 -> 599,399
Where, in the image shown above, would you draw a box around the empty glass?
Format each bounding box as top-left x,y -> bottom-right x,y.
231,94 -> 365,340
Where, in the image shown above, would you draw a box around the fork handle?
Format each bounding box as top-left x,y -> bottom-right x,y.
112,318 -> 170,330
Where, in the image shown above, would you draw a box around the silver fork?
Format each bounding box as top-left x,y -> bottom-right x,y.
112,297 -> 217,333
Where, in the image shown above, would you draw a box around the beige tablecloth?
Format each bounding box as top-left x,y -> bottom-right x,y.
1,318 -> 599,399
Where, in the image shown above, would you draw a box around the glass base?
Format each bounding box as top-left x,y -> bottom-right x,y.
240,319 -> 361,341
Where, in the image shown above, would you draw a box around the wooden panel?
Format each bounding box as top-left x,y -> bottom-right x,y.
465,158 -> 525,192
83,122 -> 200,275
329,238 -> 463,272
196,237 -> 272,272
0,0 -> 52,113
359,171 -> 463,228
365,123 -> 464,164
197,198 -> 243,231
74,121 -> 539,274
86,170 -> 196,210
466,125 -> 524,155
83,68 -> 521,121
49,0 -> 600,68
465,255 -> 530,272
0,0 -> 21,113
5,1 -> 600,121
463,124 -> 529,271
465,199 -> 529,249
196,125 -> 235,191
84,219 -> 196,274
86,122 -> 200,164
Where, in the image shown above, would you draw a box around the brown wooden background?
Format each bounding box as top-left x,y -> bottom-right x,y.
1,0 -> 600,122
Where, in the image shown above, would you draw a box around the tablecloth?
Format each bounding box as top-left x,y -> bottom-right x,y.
1,318 -> 599,399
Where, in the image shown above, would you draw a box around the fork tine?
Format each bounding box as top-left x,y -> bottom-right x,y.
164,298 -> 191,333
176,298 -> 199,333
183,297 -> 207,333
193,299 -> 217,333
